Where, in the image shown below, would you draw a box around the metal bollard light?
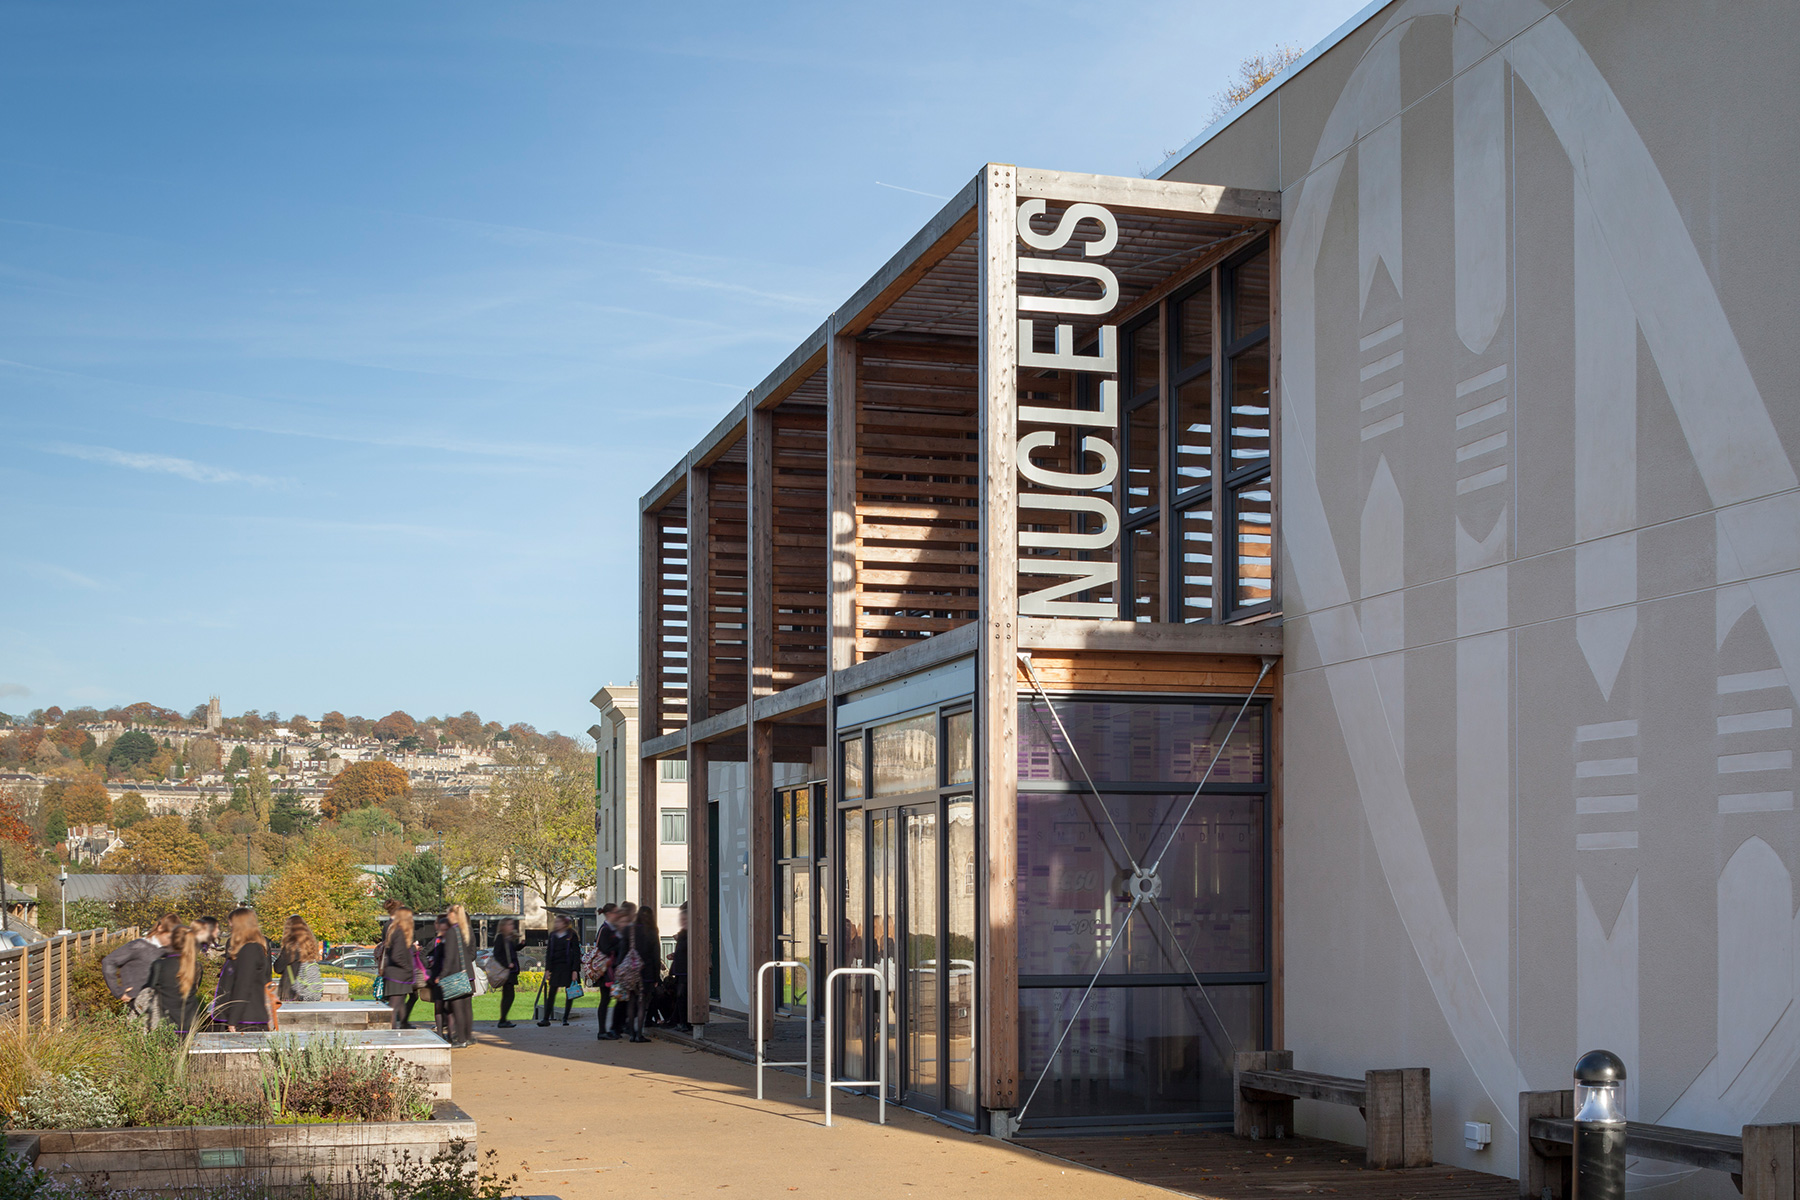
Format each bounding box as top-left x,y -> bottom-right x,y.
1572,1050 -> 1628,1200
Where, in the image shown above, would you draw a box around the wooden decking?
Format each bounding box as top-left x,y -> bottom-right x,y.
1018,1130 -> 1518,1200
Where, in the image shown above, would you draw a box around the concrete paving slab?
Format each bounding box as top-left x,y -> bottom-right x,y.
455,1019 -> 1180,1200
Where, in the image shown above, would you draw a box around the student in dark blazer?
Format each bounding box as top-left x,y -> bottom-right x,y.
492,917 -> 523,1029
540,914 -> 581,1026
214,908 -> 271,1031
377,905 -> 418,1029
144,923 -> 203,1034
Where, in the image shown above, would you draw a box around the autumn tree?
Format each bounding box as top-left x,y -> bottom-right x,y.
245,766 -> 273,828
108,815 -> 211,875
289,715 -> 312,737
347,715 -> 373,738
62,776 -> 110,826
187,737 -> 222,773
320,760 -> 410,820
255,839 -> 379,943
113,792 -> 150,829
320,711 -> 347,737
373,711 -> 416,743
0,790 -> 30,847
490,745 -> 597,910
1207,44 -> 1303,124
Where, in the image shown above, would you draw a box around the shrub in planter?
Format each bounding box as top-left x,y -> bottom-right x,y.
15,1070 -> 125,1130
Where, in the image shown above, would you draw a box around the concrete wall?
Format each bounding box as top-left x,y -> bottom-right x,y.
1166,0 -> 1800,1185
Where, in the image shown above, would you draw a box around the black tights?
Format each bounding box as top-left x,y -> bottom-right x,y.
499,982 -> 516,1022
626,986 -> 647,1037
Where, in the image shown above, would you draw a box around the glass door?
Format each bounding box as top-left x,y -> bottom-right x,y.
775,784 -> 817,1012
903,803 -> 939,1103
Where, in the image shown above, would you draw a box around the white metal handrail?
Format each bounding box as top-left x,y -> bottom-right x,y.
753,960 -> 813,1100
824,965 -> 887,1128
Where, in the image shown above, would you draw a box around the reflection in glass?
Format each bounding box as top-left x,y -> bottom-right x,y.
946,799 -> 976,1115
872,714 -> 936,797
872,813 -> 900,1097
1231,247 -> 1271,341
1178,507 -> 1214,621
1177,280 -> 1212,371
905,805 -> 939,1099
1018,698 -> 1265,785
1018,984 -> 1262,1119
841,810 -> 866,1081
1175,377 -> 1212,492
790,866 -> 811,1008
946,712 -> 974,786
1130,318 -> 1160,399
1129,522 -> 1160,623
1229,347 -> 1270,464
843,736 -> 864,801
793,788 -> 810,864
1017,792 -> 1264,977
1126,404 -> 1159,517
1234,479 -> 1273,610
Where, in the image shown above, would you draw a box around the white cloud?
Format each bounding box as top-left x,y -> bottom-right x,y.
41,442 -> 279,486
17,561 -> 105,590
0,683 -> 28,699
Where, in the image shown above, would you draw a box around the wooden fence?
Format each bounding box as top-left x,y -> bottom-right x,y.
0,928 -> 134,1029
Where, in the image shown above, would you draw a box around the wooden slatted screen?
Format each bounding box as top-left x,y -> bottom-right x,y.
771,401 -> 828,687
708,464 -> 750,709
854,340 -> 980,662
653,509 -> 690,735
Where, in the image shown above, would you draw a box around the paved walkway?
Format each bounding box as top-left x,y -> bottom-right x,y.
455,1016 -> 1179,1200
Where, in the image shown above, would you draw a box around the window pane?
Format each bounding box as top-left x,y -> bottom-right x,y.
1018,698 -> 1265,785
1129,317 -> 1159,399
793,788 -> 809,866
1175,375 -> 1212,493
1176,279 -> 1213,371
904,804 -> 938,1097
1234,478 -> 1274,610
946,798 -> 977,1115
840,809 -> 867,1079
1128,521 -> 1160,623
946,711 -> 974,785
1126,403 -> 1159,517
872,713 -> 936,797
1018,983 -> 1263,1120
1228,346 -> 1270,465
1018,791 -> 1265,977
842,736 -> 864,802
1178,506 -> 1214,622
1231,245 -> 1270,341
660,809 -> 688,844
781,788 -> 794,858
661,872 -> 689,908
660,759 -> 687,782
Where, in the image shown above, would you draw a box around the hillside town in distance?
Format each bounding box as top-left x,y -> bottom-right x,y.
0,698 -> 596,947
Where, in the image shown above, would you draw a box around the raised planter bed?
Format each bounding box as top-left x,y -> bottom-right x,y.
189,1029 -> 452,1100
275,1000 -> 395,1032
13,1100 -> 476,1192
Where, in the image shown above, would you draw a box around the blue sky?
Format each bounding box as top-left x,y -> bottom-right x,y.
0,0 -> 1352,737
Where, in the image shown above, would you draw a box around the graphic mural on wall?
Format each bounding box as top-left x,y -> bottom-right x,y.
1280,0 -> 1798,1178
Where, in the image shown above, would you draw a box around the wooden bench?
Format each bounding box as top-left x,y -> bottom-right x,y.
1521,1090 -> 1799,1200
1234,1050 -> 1433,1169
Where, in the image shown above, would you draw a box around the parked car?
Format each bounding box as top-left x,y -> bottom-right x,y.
0,931 -> 31,950
331,951 -> 377,972
322,943 -> 373,964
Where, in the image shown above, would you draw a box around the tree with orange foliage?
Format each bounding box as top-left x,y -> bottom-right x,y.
320,760 -> 410,820
62,776 -> 111,826
320,711 -> 347,737
373,711 -> 416,742
0,789 -> 31,846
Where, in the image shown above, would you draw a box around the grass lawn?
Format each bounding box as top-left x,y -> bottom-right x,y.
468,987 -> 612,1023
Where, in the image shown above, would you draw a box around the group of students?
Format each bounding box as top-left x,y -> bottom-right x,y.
100,907 -> 329,1033
540,901 -> 689,1041
374,901 -> 499,1049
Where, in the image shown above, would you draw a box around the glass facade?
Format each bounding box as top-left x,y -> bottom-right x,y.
836,705 -> 978,1120
1015,695 -> 1269,1128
